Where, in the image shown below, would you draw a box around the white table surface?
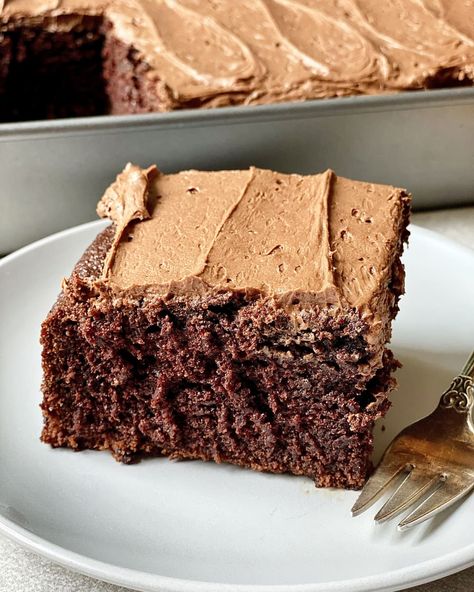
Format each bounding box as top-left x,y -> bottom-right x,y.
1,206 -> 474,592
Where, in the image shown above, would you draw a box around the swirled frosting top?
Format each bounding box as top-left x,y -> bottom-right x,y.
1,0 -> 473,107
94,163 -> 410,315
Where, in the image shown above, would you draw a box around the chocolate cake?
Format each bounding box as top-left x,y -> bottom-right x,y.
40,164 -> 411,489
1,1 -> 473,122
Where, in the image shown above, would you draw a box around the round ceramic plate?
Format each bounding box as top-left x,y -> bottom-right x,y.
0,221 -> 473,592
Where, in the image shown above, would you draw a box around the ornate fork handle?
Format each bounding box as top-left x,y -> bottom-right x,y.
439,351 -> 474,414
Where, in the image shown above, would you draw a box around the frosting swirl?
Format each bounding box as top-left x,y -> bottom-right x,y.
96,164 -> 411,319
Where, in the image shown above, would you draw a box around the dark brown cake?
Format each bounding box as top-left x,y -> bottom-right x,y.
40,164 -> 410,489
1,1 -> 474,122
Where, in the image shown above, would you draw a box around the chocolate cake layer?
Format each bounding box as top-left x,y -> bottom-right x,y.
40,165 -> 410,489
1,1 -> 474,121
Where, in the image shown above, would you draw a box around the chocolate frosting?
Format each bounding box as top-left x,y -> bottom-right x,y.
2,0 -> 473,106
95,164 -> 410,321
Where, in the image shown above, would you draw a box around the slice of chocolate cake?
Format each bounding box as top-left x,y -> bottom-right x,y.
40,164 -> 410,489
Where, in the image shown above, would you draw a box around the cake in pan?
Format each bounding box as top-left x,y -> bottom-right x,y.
1,0 -> 474,121
40,164 -> 410,489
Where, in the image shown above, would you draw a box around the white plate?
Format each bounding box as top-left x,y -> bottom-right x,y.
0,221 -> 473,592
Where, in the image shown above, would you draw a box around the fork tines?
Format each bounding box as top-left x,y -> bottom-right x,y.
352,351 -> 474,530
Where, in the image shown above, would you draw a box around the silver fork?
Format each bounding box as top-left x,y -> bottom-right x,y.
352,351 -> 474,530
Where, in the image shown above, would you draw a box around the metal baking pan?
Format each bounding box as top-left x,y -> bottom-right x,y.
1,87 -> 474,254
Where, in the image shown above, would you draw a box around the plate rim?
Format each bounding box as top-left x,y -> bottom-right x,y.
1,220 -> 473,592
0,511 -> 473,592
